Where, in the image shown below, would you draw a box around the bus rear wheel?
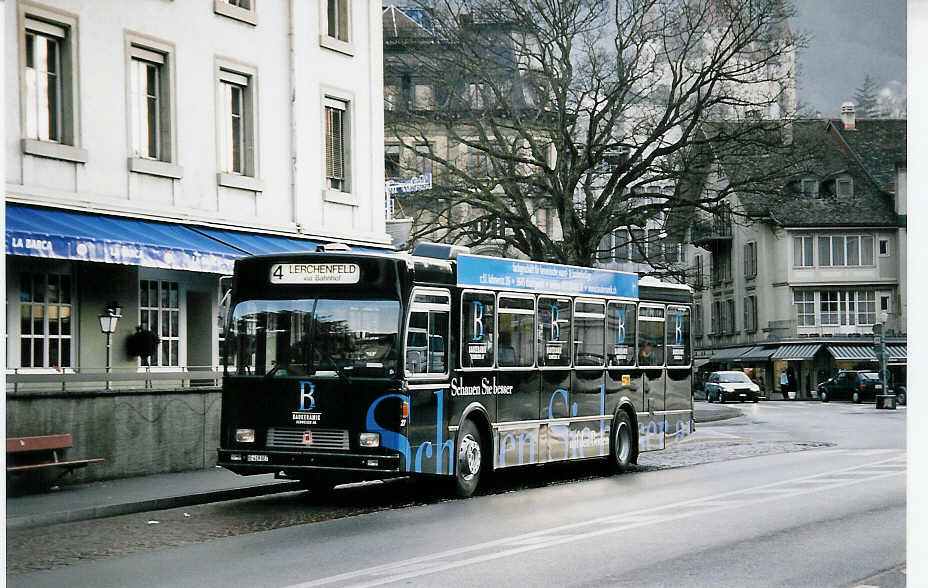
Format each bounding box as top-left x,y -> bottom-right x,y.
453,419 -> 484,498
608,410 -> 636,474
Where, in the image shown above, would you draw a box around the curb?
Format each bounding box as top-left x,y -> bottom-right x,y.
6,480 -> 304,530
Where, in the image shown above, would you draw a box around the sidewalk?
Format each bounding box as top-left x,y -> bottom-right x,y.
7,404 -> 743,530
6,467 -> 302,530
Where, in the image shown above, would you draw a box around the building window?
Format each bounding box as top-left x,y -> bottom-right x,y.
21,8 -> 84,161
385,144 -> 400,179
793,235 -> 813,267
838,291 -> 856,326
384,84 -> 399,111
466,147 -> 489,177
794,291 -> 814,326
801,179 -> 818,198
414,83 -> 434,110
879,238 -> 890,256
710,300 -> 720,335
326,0 -> 349,43
217,63 -> 259,186
693,302 -> 703,337
744,241 -> 757,279
744,295 -> 757,333
711,249 -> 731,285
820,291 -> 839,326
415,143 -> 432,175
614,229 -> 629,263
20,272 -> 73,368
325,97 -> 349,191
468,83 -> 486,109
647,229 -> 663,263
140,280 -> 180,367
693,255 -> 703,289
213,0 -> 257,26
836,178 -> 852,197
725,299 -> 736,333
127,39 -> 175,165
857,290 -> 876,325
24,22 -> 63,142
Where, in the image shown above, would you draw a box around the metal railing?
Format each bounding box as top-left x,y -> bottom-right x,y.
763,315 -> 906,341
6,365 -> 222,394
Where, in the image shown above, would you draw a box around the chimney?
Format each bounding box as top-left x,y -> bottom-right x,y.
840,102 -> 856,130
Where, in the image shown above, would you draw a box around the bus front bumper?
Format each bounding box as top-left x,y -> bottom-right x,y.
217,448 -> 402,475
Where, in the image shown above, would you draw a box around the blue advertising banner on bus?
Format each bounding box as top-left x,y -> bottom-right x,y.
457,254 -> 638,298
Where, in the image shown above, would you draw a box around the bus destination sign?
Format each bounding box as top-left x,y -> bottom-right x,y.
456,254 -> 638,298
269,263 -> 360,284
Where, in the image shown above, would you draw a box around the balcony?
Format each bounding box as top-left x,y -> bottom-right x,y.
763,314 -> 906,342
691,219 -> 732,249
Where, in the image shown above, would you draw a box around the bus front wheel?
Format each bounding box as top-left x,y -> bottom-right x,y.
608,410 -> 636,473
453,419 -> 484,498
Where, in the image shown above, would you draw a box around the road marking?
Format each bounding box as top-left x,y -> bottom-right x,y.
285,454 -> 905,588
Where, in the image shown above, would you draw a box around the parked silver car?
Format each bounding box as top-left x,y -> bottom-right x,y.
705,370 -> 761,403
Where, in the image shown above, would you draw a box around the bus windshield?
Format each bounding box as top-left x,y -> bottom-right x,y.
227,298 -> 400,378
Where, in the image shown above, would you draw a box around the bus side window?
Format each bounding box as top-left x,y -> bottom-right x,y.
637,305 -> 665,367
427,311 -> 448,373
607,301 -> 636,367
665,305 -> 691,366
498,295 -> 534,368
461,292 -> 496,368
406,311 -> 429,374
537,296 -> 571,367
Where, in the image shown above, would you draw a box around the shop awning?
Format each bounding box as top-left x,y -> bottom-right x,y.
771,343 -> 822,361
710,346 -> 753,361
827,345 -> 878,362
887,344 -> 907,364
6,204 -> 242,274
6,204 -> 394,273
733,346 -> 775,362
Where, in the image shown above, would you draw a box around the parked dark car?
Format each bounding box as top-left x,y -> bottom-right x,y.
817,370 -> 885,403
705,370 -> 761,403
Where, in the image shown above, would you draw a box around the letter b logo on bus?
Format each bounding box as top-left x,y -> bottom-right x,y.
551,304 -> 560,341
472,301 -> 484,341
299,381 -> 316,411
674,313 -> 684,346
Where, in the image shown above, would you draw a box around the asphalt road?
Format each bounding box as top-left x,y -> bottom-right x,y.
8,401 -> 907,587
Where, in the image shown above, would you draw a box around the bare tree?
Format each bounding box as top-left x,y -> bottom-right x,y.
386,0 -> 806,268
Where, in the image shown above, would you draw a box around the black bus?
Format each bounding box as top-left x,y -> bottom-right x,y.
217,243 -> 693,497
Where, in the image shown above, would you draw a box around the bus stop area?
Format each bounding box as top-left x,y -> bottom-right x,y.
7,403 -> 742,530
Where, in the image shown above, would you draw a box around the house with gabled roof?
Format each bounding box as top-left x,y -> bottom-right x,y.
686,112 -> 906,399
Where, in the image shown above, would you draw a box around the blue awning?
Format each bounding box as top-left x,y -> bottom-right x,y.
6,204 -> 394,273
192,227 -> 391,256
6,204 -> 242,274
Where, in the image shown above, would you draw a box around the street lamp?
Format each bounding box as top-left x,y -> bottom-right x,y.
99,301 -> 122,389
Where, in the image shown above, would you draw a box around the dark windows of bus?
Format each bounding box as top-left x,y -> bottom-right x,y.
607,302 -> 636,367
406,291 -> 450,375
574,300 -> 605,367
638,305 -> 665,366
665,305 -> 691,366
227,299 -> 399,377
497,295 -> 534,367
462,292 -> 495,368
537,296 -> 571,367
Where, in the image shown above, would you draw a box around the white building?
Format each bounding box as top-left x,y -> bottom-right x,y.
6,0 -> 390,376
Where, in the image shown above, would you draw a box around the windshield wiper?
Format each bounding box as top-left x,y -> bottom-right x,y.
318,348 -> 352,385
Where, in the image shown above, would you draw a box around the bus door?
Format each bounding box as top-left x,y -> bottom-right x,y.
494,293 -> 538,467
405,288 -> 454,476
638,304 -> 666,451
572,299 -> 608,459
664,305 -> 693,446
606,300 -> 638,435
536,295 -> 572,461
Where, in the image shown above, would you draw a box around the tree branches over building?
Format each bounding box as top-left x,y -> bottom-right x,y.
385,0 -> 806,268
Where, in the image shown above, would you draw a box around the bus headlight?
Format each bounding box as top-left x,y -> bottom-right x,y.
359,432 -> 380,448
235,428 -> 255,443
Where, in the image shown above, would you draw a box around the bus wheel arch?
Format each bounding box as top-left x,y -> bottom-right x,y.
608,403 -> 638,473
454,403 -> 493,498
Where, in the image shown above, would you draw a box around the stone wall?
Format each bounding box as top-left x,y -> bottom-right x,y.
6,386 -> 221,484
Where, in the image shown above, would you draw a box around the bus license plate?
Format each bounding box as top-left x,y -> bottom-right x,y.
247,454 -> 268,462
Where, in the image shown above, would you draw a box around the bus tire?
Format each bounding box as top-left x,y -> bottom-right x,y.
453,419 -> 484,498
608,410 -> 635,474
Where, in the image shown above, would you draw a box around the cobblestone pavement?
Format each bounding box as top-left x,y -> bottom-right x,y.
6,436 -> 828,575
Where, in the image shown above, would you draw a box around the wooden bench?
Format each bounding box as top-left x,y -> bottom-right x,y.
6,434 -> 104,482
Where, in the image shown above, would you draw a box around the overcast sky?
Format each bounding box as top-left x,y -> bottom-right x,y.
792,0 -> 907,117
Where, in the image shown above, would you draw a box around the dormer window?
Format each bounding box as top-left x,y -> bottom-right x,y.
837,178 -> 853,197
801,179 -> 818,198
